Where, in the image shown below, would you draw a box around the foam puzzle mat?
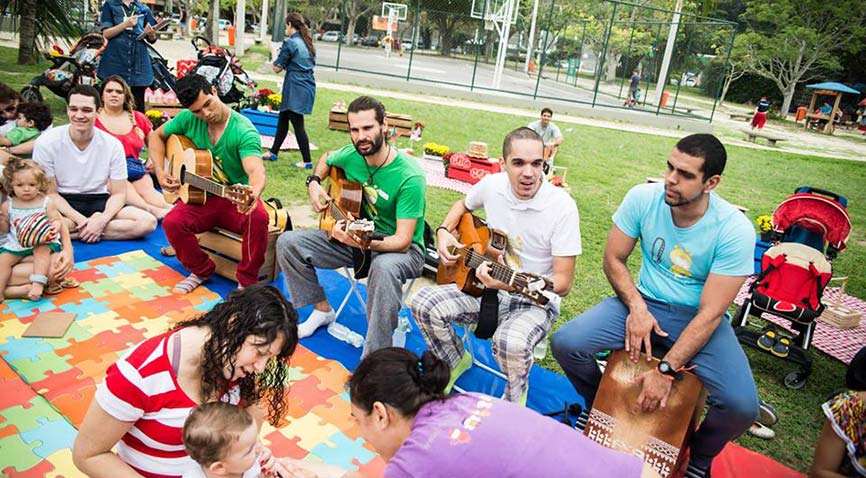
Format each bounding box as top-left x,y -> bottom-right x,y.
0,250 -> 384,477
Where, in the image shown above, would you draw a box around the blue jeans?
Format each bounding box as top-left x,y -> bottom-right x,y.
551,296 -> 759,468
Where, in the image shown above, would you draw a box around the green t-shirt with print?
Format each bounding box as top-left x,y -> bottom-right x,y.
326,144 -> 426,249
6,126 -> 41,146
163,109 -> 261,185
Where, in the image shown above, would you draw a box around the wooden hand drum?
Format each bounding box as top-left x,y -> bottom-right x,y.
584,350 -> 706,478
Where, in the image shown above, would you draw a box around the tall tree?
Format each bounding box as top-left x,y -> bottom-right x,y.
739,0 -> 866,118
423,0 -> 473,57
0,0 -> 79,65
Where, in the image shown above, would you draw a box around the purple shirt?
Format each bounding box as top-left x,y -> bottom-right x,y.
386,393 -> 644,478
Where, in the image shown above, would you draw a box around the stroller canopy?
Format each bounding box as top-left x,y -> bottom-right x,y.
773,189 -> 851,253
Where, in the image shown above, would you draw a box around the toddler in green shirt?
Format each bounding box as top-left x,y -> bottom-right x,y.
0,102 -> 52,147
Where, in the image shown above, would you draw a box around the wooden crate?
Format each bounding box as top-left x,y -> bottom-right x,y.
196,226 -> 282,283
820,277 -> 862,329
145,102 -> 184,118
328,107 -> 414,136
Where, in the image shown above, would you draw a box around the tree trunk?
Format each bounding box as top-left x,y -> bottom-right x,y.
604,53 -> 621,82
346,16 -> 356,46
17,0 -> 37,64
780,85 -> 796,121
207,0 -> 219,44
719,73 -> 734,106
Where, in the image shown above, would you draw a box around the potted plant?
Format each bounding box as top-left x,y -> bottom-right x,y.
145,109 -> 169,129
756,214 -> 774,242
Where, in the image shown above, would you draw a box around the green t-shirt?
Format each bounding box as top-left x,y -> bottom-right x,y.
6,126 -> 41,146
327,145 -> 426,249
163,109 -> 261,185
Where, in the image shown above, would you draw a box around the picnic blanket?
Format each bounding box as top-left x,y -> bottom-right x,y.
415,156 -> 472,194
260,132 -> 319,152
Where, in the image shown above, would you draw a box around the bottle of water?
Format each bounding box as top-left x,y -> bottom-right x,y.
327,322 -> 364,348
392,309 -> 412,348
533,338 -> 548,361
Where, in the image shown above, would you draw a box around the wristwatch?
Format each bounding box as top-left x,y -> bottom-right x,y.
305,174 -> 321,188
657,360 -> 678,379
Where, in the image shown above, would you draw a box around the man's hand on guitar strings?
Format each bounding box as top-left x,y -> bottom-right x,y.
236,193 -> 258,215
331,219 -> 367,250
476,260 -> 512,292
308,181 -> 330,213
159,174 -> 180,193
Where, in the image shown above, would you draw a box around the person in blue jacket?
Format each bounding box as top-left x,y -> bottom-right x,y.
265,12 -> 316,169
98,0 -> 158,112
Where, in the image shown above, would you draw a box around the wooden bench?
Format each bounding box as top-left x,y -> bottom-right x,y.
742,129 -> 786,146
646,177 -> 748,213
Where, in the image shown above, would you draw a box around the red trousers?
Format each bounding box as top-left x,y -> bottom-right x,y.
751,111 -> 767,129
163,195 -> 269,287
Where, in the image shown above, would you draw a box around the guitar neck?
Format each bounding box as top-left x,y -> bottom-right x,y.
464,249 -> 516,285
183,172 -> 227,198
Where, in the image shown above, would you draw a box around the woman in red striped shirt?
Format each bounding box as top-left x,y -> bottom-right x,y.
72,285 -> 299,478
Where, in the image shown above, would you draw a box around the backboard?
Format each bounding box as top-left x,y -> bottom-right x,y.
471,0 -> 519,25
382,2 -> 408,21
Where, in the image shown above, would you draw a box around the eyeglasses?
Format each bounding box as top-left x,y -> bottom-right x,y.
2,105 -> 16,113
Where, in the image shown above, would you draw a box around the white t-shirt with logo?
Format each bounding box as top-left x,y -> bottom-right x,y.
33,125 -> 127,195
464,172 -> 582,278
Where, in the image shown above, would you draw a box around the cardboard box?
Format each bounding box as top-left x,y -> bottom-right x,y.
196,226 -> 282,283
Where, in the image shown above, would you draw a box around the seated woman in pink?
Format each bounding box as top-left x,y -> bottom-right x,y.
95,76 -> 173,219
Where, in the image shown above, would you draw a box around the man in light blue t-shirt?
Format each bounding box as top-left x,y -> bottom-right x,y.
551,134 -> 758,475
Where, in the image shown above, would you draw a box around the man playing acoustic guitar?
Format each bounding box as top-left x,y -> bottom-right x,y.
148,74 -> 268,293
411,127 -> 582,405
551,134 -> 758,476
276,95 -> 426,356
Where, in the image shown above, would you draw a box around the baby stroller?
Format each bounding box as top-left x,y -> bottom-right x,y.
21,32 -> 107,103
187,36 -> 256,106
146,42 -> 177,94
733,186 -> 851,390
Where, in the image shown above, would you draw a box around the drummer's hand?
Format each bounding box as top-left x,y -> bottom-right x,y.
633,369 -> 672,414
624,304 -> 668,363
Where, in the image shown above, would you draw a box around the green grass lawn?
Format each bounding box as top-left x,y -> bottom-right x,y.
4,44 -> 864,472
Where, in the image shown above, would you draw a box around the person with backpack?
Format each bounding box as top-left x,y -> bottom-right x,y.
264,12 -> 316,169
551,134 -> 758,476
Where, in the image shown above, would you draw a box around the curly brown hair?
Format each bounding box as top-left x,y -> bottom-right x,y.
172,285 -> 298,425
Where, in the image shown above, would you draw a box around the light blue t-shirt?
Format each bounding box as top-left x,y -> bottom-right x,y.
612,183 -> 755,308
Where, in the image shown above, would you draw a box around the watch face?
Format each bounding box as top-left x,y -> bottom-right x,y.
658,361 -> 672,374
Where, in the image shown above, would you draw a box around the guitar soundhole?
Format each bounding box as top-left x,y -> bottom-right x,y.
179,164 -> 187,185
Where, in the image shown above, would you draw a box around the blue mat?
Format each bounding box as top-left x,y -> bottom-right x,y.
73,225 -> 584,418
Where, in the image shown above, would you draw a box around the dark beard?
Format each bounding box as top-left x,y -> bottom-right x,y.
352,132 -> 384,157
664,186 -> 702,208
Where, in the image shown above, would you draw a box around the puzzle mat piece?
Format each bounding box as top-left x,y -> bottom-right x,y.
262,431 -> 309,460
309,394 -> 361,441
291,346 -> 335,376
54,325 -> 146,366
20,416 -> 76,458
276,412 -> 342,451
30,367 -> 96,427
0,395 -> 69,473
352,456 -> 386,478
0,360 -> 39,439
287,375 -> 335,419
9,347 -> 73,383
310,433 -> 378,471
307,359 -> 351,394
2,458 -> 55,478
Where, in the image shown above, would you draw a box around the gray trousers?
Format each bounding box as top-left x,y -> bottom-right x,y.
276,229 -> 424,356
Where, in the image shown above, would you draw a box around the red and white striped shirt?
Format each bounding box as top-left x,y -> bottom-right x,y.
95,329 -> 241,478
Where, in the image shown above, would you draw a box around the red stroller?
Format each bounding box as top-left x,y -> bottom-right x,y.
733,186 -> 851,390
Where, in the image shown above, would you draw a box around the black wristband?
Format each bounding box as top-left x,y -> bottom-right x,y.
305,174 -> 322,187
436,226 -> 450,235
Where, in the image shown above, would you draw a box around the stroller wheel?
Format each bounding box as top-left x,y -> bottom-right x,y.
20,85 -> 43,103
783,370 -> 807,390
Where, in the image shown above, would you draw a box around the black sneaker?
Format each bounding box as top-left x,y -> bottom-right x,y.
758,399 -> 778,426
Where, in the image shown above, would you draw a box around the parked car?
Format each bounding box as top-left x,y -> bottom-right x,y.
401,39 -> 414,51
218,19 -> 232,30
361,36 -> 380,47
321,31 -> 340,42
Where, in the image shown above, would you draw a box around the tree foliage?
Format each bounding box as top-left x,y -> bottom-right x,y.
0,0 -> 80,64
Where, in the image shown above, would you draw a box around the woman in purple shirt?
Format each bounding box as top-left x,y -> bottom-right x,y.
348,348 -> 660,478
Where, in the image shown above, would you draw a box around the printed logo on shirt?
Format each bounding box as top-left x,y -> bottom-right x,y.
669,244 -> 693,278
448,395 -> 496,446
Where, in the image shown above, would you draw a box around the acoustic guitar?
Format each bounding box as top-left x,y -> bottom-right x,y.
163,134 -> 253,207
318,167 -> 383,248
436,213 -> 555,306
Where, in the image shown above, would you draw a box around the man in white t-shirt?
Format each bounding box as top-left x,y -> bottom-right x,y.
527,107 -> 563,166
33,85 -> 156,243
411,127 -> 582,405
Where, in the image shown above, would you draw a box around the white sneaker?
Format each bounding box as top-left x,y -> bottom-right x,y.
298,308 -> 336,338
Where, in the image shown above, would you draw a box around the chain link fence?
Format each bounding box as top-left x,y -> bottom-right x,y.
312,0 -> 735,122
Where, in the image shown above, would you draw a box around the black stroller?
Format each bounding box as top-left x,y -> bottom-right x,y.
188,36 -> 256,107
21,32 -> 107,103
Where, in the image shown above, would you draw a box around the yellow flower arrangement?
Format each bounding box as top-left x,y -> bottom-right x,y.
756,215 -> 773,233
145,109 -> 169,128
423,142 -> 450,156
266,93 -> 282,109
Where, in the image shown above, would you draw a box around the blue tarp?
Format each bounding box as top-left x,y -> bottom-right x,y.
73,225 -> 583,420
